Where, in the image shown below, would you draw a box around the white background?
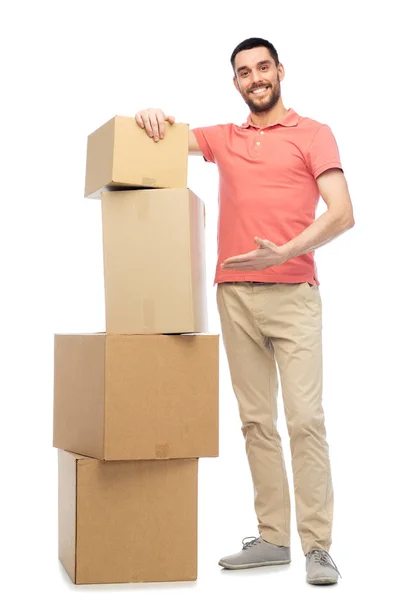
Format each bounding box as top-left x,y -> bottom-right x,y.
1,0 -> 407,597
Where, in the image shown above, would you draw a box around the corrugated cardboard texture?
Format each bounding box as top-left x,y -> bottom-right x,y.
101,188 -> 208,334
53,334 -> 106,459
58,449 -> 77,582
84,117 -> 189,198
58,451 -> 198,584
105,334 -> 219,459
53,333 -> 219,460
189,189 -> 208,334
84,117 -> 115,199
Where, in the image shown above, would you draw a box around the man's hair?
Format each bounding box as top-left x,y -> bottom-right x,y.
230,37 -> 280,73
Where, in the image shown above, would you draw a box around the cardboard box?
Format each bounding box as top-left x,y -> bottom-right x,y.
101,188 -> 208,334
84,116 -> 189,198
58,450 -> 198,584
53,333 -> 219,460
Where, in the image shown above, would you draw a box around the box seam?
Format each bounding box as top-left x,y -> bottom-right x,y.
75,458 -> 78,583
111,116 -> 116,184
103,336 -> 107,459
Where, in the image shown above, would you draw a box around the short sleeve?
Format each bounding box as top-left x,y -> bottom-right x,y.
306,124 -> 343,179
190,125 -> 224,164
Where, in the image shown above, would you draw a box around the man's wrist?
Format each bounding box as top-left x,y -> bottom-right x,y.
278,243 -> 294,263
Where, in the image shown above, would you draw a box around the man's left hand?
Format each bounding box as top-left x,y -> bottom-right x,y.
221,237 -> 288,271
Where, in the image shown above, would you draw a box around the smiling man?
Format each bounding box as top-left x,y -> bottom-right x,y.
135,36 -> 354,586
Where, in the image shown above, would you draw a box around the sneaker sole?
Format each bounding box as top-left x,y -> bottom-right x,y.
307,577 -> 338,585
218,559 -> 291,570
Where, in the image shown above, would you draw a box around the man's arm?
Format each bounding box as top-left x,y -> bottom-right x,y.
221,167 -> 355,272
281,168 -> 354,261
188,130 -> 203,155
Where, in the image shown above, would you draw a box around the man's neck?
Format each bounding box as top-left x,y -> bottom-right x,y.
250,103 -> 289,128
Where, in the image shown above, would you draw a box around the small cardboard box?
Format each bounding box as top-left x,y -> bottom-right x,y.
53,333 -> 219,460
58,450 -> 198,584
84,116 -> 188,198
101,188 -> 208,334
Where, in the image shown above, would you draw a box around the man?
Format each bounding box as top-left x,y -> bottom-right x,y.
135,37 -> 354,586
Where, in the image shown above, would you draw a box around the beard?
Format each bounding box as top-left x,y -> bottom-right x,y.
243,79 -> 281,114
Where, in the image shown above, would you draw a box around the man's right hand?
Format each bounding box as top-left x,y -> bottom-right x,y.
135,108 -> 202,156
135,108 -> 175,142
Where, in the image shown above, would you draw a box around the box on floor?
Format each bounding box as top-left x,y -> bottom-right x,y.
58,450 -> 198,584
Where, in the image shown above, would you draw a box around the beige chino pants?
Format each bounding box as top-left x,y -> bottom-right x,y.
216,281 -> 333,555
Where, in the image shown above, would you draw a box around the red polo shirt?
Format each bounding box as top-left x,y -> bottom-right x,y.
191,108 -> 343,286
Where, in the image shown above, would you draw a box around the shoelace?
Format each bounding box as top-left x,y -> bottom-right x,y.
242,536 -> 262,550
308,549 -> 342,578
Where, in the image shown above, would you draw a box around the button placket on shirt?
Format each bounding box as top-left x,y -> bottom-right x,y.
248,124 -> 278,157
253,128 -> 263,156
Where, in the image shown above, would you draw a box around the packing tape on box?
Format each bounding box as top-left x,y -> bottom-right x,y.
143,299 -> 156,330
142,177 -> 156,187
155,443 -> 170,458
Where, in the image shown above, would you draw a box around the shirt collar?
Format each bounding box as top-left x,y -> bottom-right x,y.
241,108 -> 300,129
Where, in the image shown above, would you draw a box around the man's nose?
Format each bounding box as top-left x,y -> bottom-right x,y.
250,72 -> 264,86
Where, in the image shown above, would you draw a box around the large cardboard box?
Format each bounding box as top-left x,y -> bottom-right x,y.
58,450 -> 198,584
84,116 -> 188,198
101,188 -> 208,334
53,333 -> 219,460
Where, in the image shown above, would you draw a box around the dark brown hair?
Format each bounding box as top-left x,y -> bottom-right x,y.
230,37 -> 280,73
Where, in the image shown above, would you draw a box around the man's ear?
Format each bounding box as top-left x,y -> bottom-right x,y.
233,76 -> 240,92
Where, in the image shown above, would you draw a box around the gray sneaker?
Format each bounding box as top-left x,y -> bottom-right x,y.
218,536 -> 291,570
305,549 -> 342,585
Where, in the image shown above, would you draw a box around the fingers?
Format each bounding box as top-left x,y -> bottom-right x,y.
156,109 -> 166,140
221,261 -> 254,270
254,236 -> 275,249
224,251 -> 255,264
135,113 -> 144,128
135,109 -> 175,142
135,110 -> 151,135
254,236 -> 268,247
145,110 -> 159,140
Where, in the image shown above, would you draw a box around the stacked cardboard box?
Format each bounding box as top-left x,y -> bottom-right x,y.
53,116 -> 219,584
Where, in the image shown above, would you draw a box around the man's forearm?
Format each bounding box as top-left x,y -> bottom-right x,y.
281,210 -> 354,262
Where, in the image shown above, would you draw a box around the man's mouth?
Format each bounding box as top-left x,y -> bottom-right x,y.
250,85 -> 270,95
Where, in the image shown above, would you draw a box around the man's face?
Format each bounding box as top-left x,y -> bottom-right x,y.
233,47 -> 283,114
